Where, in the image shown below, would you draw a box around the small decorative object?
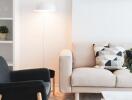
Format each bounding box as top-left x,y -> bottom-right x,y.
124,49 -> 132,72
0,26 -> 8,40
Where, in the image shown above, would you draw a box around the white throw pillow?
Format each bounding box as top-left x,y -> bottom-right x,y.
94,44 -> 125,70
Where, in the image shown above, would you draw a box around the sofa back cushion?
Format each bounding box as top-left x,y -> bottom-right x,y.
72,42 -> 132,68
109,43 -> 132,50
72,43 -> 96,68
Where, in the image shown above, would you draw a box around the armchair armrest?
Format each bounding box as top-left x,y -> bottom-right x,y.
59,49 -> 72,93
10,68 -> 50,82
0,80 -> 48,100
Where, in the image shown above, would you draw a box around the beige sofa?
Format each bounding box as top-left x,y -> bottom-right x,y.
59,43 -> 132,100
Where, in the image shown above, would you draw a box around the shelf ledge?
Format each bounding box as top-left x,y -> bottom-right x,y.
8,63 -> 13,66
0,18 -> 13,20
0,41 -> 13,43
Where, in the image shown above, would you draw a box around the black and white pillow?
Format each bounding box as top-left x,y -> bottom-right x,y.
94,44 -> 109,57
94,44 -> 125,70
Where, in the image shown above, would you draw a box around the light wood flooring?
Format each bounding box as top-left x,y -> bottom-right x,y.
49,92 -> 102,100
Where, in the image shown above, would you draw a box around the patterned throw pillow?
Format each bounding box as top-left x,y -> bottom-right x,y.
94,44 -> 125,70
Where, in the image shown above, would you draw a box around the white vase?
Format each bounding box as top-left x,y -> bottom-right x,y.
0,33 -> 7,40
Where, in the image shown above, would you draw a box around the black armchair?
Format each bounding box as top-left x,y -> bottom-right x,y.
0,56 -> 51,100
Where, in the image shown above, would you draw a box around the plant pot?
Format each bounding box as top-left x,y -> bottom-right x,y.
0,33 -> 7,40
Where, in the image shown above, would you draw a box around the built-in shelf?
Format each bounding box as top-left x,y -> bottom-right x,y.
0,41 -> 13,44
0,0 -> 14,67
0,18 -> 13,20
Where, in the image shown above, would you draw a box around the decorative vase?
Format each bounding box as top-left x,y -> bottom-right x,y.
0,33 -> 7,40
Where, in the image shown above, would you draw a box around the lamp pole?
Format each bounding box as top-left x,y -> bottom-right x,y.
34,2 -> 56,67
34,2 -> 56,95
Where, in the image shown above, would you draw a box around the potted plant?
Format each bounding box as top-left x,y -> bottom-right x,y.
0,26 -> 8,40
124,49 -> 132,72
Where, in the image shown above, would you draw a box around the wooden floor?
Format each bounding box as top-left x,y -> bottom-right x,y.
49,87 -> 103,100
49,92 -> 102,100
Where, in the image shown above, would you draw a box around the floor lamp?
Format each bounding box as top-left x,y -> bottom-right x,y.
34,0 -> 56,66
34,1 -> 56,95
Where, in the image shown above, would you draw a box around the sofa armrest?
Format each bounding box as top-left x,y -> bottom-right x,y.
59,49 -> 72,93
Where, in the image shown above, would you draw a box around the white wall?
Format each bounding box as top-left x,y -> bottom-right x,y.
14,0 -> 21,68
72,0 -> 132,43
15,0 -> 44,69
14,0 -> 72,87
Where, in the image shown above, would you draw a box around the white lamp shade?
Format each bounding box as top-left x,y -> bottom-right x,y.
34,3 -> 56,12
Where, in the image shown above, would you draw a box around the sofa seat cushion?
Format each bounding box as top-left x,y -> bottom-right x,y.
113,69 -> 132,87
71,68 -> 116,87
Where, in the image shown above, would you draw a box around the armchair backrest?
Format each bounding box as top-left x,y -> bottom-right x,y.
0,56 -> 10,83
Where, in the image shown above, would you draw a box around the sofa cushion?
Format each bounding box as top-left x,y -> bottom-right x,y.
109,43 -> 132,50
113,69 -> 132,87
72,43 -> 96,68
71,68 -> 116,87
